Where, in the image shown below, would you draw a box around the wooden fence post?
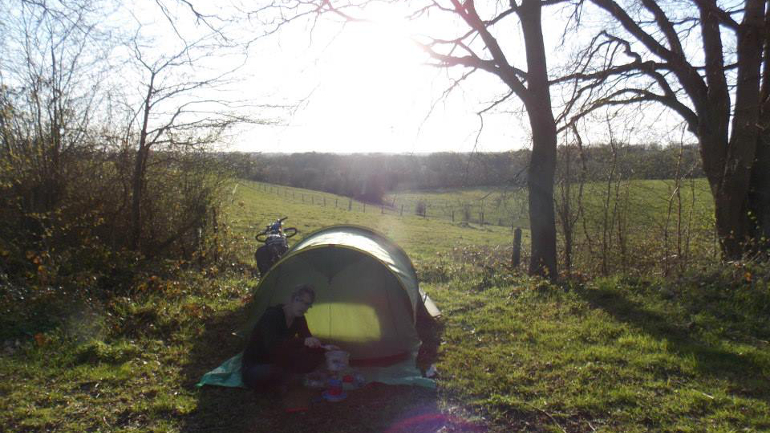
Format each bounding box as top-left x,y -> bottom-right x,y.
480,212 -> 485,225
363,203 -> 366,213
512,227 -> 522,267
400,205 -> 404,216
335,198 -> 338,208
381,205 -> 384,214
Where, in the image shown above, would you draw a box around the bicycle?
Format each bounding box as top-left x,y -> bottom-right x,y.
254,217 -> 298,276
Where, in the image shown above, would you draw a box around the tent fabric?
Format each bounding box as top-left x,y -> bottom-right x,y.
198,225 -> 438,389
290,228 -> 421,315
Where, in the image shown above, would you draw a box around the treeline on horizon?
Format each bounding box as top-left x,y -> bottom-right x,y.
225,143 -> 704,204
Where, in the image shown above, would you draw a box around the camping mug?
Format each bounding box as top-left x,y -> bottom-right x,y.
325,350 -> 350,372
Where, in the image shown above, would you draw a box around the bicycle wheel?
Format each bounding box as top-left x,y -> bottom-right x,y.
256,232 -> 268,242
284,227 -> 298,238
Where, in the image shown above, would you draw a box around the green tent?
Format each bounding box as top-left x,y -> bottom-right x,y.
198,225 -> 440,389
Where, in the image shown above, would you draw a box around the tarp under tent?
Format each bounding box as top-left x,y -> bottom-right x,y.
198,225 -> 440,389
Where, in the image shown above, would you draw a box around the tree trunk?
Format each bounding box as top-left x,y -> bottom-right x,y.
131,78 -> 155,252
702,0 -> 763,259
561,146 -> 573,275
521,0 -> 558,279
748,136 -> 770,252
527,117 -> 558,278
747,4 -> 770,255
130,145 -> 147,251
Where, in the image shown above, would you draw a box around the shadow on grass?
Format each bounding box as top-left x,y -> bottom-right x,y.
178,305 -> 481,433
579,287 -> 768,382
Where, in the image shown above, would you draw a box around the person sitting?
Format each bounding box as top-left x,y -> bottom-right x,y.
241,284 -> 334,392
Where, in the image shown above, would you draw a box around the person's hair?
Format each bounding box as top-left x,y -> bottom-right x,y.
291,284 -> 315,303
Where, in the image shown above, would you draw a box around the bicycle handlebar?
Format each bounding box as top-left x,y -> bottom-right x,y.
256,217 -> 297,242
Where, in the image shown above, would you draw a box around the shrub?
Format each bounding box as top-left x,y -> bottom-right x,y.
415,200 -> 427,217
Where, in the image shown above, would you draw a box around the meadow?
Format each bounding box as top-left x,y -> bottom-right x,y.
384,179 -> 711,226
246,178 -> 717,275
2,179 -> 769,432
230,181 -> 524,263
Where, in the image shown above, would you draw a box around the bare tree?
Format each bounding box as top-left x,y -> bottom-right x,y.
244,0 -> 567,278
555,125 -> 587,276
119,13 -> 252,252
427,0 -> 563,277
0,0 -> 268,288
0,0 -> 114,214
561,0 -> 770,259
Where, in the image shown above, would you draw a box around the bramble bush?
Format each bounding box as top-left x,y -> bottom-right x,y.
0,113 -> 239,341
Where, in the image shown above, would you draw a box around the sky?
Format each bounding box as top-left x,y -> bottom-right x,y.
231,13 -> 532,154
11,0 -> 692,156
223,2 -> 692,155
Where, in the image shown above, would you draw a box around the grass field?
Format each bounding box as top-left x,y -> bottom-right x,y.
248,179 -> 715,232
230,181 -> 525,264
247,178 -> 718,275
2,179 -> 769,432
384,179 -> 714,230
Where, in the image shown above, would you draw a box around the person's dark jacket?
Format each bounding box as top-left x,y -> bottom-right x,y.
241,304 -> 313,371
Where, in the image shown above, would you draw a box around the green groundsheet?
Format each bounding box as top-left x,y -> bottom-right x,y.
197,352 -> 435,389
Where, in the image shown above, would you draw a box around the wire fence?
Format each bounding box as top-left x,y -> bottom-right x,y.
240,179 -> 718,275
241,182 -> 527,229
241,178 -> 714,234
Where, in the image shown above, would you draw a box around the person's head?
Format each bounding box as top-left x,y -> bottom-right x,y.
287,284 -> 315,317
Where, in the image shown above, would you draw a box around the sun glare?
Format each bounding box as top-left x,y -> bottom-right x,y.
281,16 -> 435,153
241,5 -> 520,154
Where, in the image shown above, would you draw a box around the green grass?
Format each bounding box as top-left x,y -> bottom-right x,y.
230,180 -> 525,264
240,178 -> 717,273
422,268 -> 770,432
383,179 -> 717,275
384,179 -> 713,228
2,179 -> 768,432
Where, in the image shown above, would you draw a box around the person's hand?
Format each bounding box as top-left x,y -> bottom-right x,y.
304,337 -> 322,348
